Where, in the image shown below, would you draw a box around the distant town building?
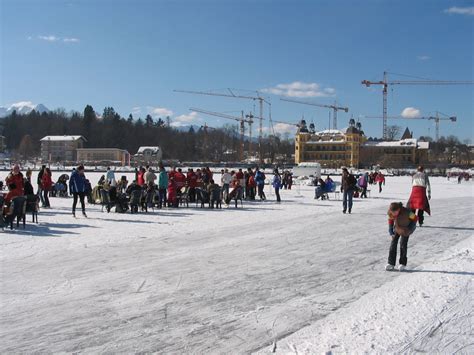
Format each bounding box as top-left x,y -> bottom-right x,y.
360,138 -> 429,168
40,135 -> 86,162
295,120 -> 429,168
0,135 -> 5,152
295,119 -> 365,168
134,146 -> 163,164
77,148 -> 130,166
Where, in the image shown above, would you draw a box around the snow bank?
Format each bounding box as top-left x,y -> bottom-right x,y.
256,236 -> 474,354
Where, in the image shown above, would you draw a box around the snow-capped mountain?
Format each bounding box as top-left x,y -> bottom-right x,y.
0,101 -> 50,117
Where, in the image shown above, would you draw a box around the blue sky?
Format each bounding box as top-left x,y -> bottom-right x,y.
1,0 -> 473,140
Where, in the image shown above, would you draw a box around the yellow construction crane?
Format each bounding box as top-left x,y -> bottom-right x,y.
280,97 -> 348,130
362,111 -> 457,141
189,107 -> 256,161
361,71 -> 472,139
174,89 -> 270,162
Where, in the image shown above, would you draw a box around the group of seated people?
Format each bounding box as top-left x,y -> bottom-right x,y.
1,165 -> 38,227
89,165 -> 248,213
314,175 -> 336,200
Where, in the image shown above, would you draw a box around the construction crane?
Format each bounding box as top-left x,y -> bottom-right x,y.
174,89 -> 270,162
362,111 -> 457,141
189,107 -> 255,161
361,71 -> 472,139
280,97 -> 348,130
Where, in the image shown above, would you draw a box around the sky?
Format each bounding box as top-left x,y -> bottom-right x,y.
1,0 -> 473,141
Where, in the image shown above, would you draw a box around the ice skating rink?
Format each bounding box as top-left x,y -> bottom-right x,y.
1,175 -> 472,353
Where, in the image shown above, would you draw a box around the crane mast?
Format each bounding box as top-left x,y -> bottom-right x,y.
361,71 -> 472,139
189,107 -> 255,161
280,97 -> 348,130
362,111 -> 456,141
175,89 -> 269,163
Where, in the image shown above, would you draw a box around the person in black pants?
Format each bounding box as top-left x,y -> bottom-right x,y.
69,166 -> 87,217
386,202 -> 417,271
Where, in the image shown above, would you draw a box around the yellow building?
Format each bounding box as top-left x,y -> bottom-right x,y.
295,120 -> 366,168
295,120 -> 430,168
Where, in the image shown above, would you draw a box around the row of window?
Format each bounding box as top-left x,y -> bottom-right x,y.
304,153 -> 349,160
305,145 -> 351,152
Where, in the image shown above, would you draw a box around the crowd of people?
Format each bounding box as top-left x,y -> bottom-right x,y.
0,162 -> 447,273
84,165 -> 285,214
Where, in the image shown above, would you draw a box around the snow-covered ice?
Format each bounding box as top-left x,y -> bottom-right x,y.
0,173 -> 472,353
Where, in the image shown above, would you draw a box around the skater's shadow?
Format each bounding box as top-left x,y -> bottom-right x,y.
422,225 -> 474,232
5,222 -> 89,237
406,270 -> 474,276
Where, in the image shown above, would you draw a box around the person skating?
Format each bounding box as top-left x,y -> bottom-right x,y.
41,168 -> 53,208
272,168 -> 282,203
157,165 -> 168,208
37,165 -> 46,205
407,165 -> 431,226
341,168 -> 357,214
375,172 -> 385,193
255,167 -> 266,201
385,202 -> 417,271
358,172 -> 369,198
70,165 -> 88,217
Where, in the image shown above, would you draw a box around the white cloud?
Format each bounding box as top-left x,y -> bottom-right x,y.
444,6 -> 474,15
417,55 -> 431,61
147,106 -> 173,117
261,81 -> 336,98
273,122 -> 297,135
171,112 -> 201,127
63,37 -> 80,43
36,35 -> 80,43
38,35 -> 59,42
401,107 -> 421,118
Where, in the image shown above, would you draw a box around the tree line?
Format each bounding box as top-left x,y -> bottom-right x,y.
0,105 -> 295,163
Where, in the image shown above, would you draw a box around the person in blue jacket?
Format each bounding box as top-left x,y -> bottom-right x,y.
69,165 -> 87,217
254,167 -> 266,201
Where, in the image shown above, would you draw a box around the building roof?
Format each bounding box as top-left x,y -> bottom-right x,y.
40,135 -> 86,142
364,138 -> 429,149
345,126 -> 360,134
401,127 -> 413,140
136,146 -> 161,154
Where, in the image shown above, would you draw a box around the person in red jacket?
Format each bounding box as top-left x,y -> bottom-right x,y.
174,168 -> 186,193
41,168 -> 53,207
375,172 -> 385,193
186,168 -> 198,202
137,167 -> 146,186
5,165 -> 24,197
167,174 -> 177,207
4,183 -> 22,204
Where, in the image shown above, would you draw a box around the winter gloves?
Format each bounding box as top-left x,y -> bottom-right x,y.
388,225 -> 395,236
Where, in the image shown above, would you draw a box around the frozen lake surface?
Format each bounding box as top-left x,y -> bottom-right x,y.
1,173 -> 472,353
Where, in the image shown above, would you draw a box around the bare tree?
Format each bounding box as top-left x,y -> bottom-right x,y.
18,134 -> 35,159
386,125 -> 402,141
